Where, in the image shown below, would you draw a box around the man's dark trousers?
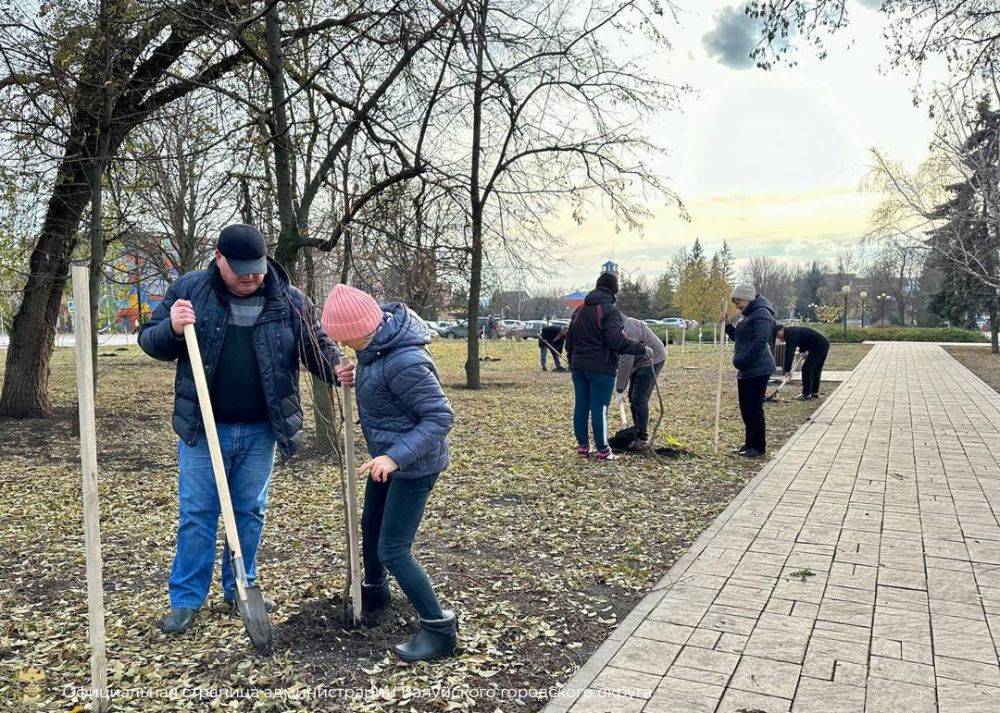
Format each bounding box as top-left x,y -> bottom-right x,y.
627,361 -> 664,440
800,344 -> 829,397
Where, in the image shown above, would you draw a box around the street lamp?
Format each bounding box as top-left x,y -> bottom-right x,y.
841,285 -> 851,340
877,293 -> 889,326
859,291 -> 867,329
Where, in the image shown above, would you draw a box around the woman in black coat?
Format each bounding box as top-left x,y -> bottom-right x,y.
724,284 -> 777,458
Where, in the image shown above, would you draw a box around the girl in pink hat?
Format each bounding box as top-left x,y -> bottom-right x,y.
321,284 -> 456,661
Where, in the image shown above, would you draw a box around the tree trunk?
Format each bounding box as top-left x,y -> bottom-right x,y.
464,0 -> 486,390
0,152 -> 93,416
990,303 -> 999,355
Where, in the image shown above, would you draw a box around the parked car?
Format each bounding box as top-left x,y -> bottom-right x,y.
550,318 -> 570,327
442,320 -> 472,339
660,317 -> 687,329
424,320 -> 449,338
643,319 -> 661,326
502,319 -> 525,337
513,319 -> 548,340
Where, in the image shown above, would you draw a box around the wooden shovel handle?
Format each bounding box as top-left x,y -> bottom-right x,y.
182,324 -> 246,587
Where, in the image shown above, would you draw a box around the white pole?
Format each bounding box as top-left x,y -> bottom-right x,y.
713,300 -> 727,454
70,265 -> 109,713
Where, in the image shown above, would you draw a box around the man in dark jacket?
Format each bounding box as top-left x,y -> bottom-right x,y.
775,324 -> 830,400
538,323 -> 567,372
138,224 -> 354,635
565,272 -> 647,460
725,285 -> 777,458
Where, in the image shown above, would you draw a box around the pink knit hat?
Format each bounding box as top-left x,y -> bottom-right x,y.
321,284 -> 384,343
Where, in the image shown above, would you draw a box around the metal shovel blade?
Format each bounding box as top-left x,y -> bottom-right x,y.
235,586 -> 273,654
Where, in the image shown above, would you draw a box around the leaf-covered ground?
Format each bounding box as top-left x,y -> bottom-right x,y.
946,346 -> 1000,396
0,340 -> 870,711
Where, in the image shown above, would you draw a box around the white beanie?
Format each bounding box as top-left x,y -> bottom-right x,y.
731,284 -> 757,301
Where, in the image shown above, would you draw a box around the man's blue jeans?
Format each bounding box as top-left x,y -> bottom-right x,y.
571,369 -> 616,449
170,422 -> 276,609
540,344 -> 562,369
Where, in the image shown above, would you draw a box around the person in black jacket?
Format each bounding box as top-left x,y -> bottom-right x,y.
138,224 -> 354,635
565,272 -> 647,460
538,323 -> 567,372
724,284 -> 777,458
775,324 -> 830,400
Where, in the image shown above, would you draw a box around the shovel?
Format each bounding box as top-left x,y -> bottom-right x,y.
183,324 -> 273,654
766,354 -> 805,402
338,382 -> 363,628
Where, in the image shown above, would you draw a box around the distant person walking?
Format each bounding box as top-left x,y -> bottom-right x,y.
566,272 -> 647,460
775,324 -> 830,400
615,317 -> 667,449
539,323 -> 567,372
724,284 -> 777,459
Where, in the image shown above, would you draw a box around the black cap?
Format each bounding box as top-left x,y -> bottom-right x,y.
218,224 -> 268,276
596,271 -> 619,295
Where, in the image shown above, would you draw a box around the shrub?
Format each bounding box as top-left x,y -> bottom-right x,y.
810,323 -> 986,344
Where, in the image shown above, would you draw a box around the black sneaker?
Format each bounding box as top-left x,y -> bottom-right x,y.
740,448 -> 764,459
796,394 -> 811,401
810,393 -> 820,399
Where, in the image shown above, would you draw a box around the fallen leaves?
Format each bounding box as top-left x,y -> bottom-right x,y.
0,340 -> 868,710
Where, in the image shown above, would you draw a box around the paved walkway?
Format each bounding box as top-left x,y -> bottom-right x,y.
547,343 -> 1000,713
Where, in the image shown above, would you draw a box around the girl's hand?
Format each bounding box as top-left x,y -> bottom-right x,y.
358,455 -> 398,482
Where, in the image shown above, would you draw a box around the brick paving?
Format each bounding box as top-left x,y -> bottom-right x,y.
546,343 -> 1000,713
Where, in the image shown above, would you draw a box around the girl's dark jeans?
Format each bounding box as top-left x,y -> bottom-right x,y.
361,472 -> 445,620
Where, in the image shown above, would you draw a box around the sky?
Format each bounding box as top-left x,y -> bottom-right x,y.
544,0 -> 944,290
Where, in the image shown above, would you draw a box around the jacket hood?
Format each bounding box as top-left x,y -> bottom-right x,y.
359,302 -> 430,364
744,296 -> 775,319
584,286 -> 616,306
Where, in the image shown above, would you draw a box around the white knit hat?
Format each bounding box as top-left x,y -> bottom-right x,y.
731,284 -> 757,301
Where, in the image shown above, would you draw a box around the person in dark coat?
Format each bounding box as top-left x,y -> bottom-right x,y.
775,324 -> 830,400
321,285 -> 456,662
616,316 -> 668,448
538,323 -> 568,372
724,284 -> 777,458
138,224 -> 353,635
565,272 -> 647,460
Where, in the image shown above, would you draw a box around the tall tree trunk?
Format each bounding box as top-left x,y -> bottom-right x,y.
264,6 -> 300,280
88,0 -> 112,383
305,248 -> 337,456
0,151 -> 93,416
464,0 -> 486,390
990,303 -> 999,355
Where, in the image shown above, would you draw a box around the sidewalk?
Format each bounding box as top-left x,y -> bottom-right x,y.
547,342 -> 1000,712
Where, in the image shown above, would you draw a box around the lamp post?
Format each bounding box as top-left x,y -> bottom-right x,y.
859,291 -> 867,329
878,293 -> 888,326
808,303 -> 817,322
841,285 -> 851,340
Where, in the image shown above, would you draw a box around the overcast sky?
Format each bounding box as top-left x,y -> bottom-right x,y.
542,0 -> 943,290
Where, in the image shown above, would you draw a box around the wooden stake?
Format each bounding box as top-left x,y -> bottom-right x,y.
70,265 -> 109,713
340,383 -> 363,625
713,300 -> 728,454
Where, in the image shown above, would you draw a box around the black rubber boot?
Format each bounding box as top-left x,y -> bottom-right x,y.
361,578 -> 391,625
158,607 -> 197,634
392,610 -> 458,662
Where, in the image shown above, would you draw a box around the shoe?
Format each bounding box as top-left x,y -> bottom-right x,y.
810,393 -> 820,399
392,610 -> 458,662
361,577 -> 390,626
796,394 -> 811,401
223,595 -> 277,614
595,447 -> 616,461
576,446 -> 591,458
541,366 -> 548,372
553,366 -> 567,373
731,445 -> 749,455
740,448 -> 764,459
158,607 -> 197,634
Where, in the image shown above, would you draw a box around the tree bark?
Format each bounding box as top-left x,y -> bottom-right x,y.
0,149 -> 94,416
990,303 -> 999,355
464,0 -> 487,390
